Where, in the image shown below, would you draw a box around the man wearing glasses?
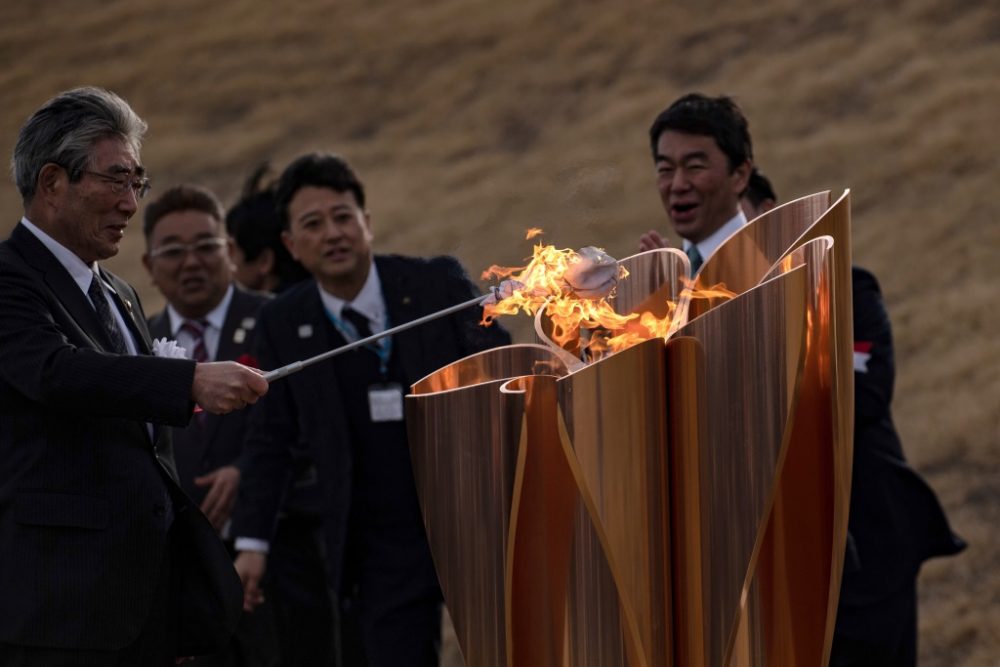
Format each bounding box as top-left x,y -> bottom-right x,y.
143,183 -> 277,667
0,87 -> 268,665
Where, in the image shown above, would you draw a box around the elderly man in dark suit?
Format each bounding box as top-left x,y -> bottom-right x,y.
144,183 -> 278,666
231,152 -> 510,666
0,87 -> 268,666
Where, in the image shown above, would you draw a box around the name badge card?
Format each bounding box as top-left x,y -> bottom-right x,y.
368,383 -> 405,422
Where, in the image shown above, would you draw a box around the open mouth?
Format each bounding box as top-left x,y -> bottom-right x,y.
671,202 -> 699,222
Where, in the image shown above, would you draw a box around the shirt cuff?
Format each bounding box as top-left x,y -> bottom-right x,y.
234,537 -> 270,554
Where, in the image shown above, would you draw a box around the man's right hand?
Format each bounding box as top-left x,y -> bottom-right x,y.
638,230 -> 670,252
192,362 -> 268,414
234,551 -> 268,613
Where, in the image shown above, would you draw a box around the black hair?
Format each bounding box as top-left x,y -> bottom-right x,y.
648,93 -> 753,172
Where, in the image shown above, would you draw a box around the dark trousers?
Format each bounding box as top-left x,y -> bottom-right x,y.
340,523 -> 442,667
0,543 -> 175,667
830,581 -> 917,667
267,515 -> 336,667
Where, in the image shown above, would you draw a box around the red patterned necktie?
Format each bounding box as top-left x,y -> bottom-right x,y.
180,319 -> 209,362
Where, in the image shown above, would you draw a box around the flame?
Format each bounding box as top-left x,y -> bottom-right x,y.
482,231 -> 737,362
525,228 -> 543,240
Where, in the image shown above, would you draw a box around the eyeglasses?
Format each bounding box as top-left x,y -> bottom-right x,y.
83,169 -> 152,200
149,237 -> 228,261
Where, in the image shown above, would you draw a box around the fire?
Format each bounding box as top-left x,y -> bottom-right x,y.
482,230 -> 736,361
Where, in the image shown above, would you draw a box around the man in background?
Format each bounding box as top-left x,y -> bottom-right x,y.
0,87 -> 266,666
740,167 -> 777,220
143,183 -> 279,667
226,163 -> 309,294
637,93 -> 752,274
232,152 -> 511,666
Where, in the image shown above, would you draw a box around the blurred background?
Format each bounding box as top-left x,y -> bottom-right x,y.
1,0 -> 997,663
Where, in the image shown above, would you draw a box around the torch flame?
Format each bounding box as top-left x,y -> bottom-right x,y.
482,231 -> 736,361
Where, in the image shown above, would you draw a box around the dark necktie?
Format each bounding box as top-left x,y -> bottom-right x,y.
341,306 -> 373,341
686,245 -> 704,275
88,273 -> 128,354
180,320 -> 209,362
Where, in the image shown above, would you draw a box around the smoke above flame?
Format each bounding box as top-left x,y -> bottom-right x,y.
481,230 -> 737,361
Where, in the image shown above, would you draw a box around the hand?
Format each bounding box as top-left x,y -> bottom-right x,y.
638,230 -> 670,252
195,466 -> 240,530
192,362 -> 268,414
234,551 -> 268,612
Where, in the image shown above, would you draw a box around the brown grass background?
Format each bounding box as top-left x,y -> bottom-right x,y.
1,0 -> 998,663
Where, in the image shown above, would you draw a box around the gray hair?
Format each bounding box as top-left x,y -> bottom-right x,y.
11,86 -> 148,203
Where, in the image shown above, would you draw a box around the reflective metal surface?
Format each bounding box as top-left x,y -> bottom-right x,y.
669,267 -> 808,667
406,191 -> 854,667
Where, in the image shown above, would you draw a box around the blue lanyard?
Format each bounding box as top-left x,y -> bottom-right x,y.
323,307 -> 393,375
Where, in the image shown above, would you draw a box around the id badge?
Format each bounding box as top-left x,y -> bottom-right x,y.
368,383 -> 405,422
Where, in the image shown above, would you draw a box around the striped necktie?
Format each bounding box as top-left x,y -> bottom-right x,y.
88,273 -> 128,354
180,319 -> 209,362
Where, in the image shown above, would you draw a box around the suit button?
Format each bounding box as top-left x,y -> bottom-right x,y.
153,504 -> 166,517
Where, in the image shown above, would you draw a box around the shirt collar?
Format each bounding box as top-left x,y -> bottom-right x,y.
316,262 -> 385,327
681,209 -> 748,262
20,216 -> 98,295
166,283 -> 235,336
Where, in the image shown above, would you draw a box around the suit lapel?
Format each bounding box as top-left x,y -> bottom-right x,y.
376,256 -> 425,385
216,287 -> 256,363
103,270 -> 152,355
11,225 -> 110,352
298,281 -> 345,408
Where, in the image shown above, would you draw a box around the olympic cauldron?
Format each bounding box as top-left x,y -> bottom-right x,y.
406,191 -> 854,667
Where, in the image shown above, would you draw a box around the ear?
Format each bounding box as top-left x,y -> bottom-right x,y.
362,210 -> 374,241
36,163 -> 65,202
258,246 -> 275,275
141,251 -> 154,277
280,229 -> 297,259
730,159 -> 752,196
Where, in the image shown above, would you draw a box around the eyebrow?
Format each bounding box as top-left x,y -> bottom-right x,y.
297,204 -> 354,222
654,150 -> 710,165
156,231 -> 220,245
107,163 -> 147,177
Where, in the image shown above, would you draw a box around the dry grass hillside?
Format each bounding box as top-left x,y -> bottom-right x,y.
1,0 -> 998,663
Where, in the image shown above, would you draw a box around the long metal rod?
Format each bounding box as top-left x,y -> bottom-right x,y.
262,292 -> 492,382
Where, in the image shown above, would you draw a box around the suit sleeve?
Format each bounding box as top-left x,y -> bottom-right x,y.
0,261 -> 195,426
852,268 -> 894,427
436,256 -> 512,355
231,302 -> 296,542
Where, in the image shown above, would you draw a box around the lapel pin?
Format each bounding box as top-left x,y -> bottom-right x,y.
233,328 -> 246,344
298,324 -> 314,339
241,317 -> 256,329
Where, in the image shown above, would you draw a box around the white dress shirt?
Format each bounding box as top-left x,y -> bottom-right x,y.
681,209 -> 748,266
166,284 -> 235,362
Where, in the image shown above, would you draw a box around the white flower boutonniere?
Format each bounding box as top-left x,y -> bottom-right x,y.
152,338 -> 189,360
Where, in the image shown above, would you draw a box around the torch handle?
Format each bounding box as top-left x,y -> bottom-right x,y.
262,292 -> 492,383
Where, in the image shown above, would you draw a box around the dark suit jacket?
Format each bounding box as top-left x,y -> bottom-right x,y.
148,285 -> 271,506
0,223 -> 241,653
232,254 -> 511,589
839,267 -> 965,606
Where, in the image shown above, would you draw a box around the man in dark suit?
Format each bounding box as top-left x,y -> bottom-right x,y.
830,267 -> 966,667
0,87 -> 268,666
143,184 -> 278,666
231,152 -> 511,666
739,169 -> 965,665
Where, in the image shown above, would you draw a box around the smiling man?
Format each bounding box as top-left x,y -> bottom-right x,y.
0,87 -> 267,666
143,184 -> 276,667
231,152 -> 511,666
638,93 -> 753,274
